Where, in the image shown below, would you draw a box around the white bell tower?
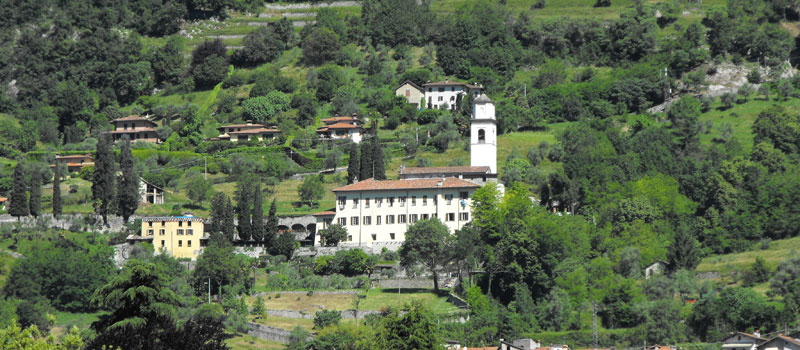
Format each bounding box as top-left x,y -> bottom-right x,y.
470,94 -> 497,174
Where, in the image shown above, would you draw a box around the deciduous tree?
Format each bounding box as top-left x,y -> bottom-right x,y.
399,218 -> 452,292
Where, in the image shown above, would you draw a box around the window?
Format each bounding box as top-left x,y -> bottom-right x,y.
438,87 -> 444,92
446,213 -> 455,221
410,214 -> 418,223
187,229 -> 194,235
460,191 -> 469,200
433,196 -> 437,205
161,240 -> 165,246
422,196 -> 427,206
399,197 -> 406,207
161,221 -> 166,226
363,216 -> 371,225
398,214 -> 407,223
177,229 -> 184,235
179,221 -> 183,227
432,213 -> 437,218
148,222 -> 153,227
446,194 -> 453,205
411,196 -> 417,206
348,235 -> 352,241
188,240 -> 192,247
438,96 -> 443,101
365,198 -> 370,208
376,197 -> 382,207
338,218 -> 347,226
147,229 -> 154,236
338,196 -> 346,209
478,129 -> 486,143
460,213 -> 469,221
371,234 -> 377,241
388,197 -> 394,207
159,229 -> 165,235
390,233 -> 396,240
351,216 -> 359,225
178,240 -> 183,247
386,215 -> 395,224
352,198 -> 358,209
376,216 -> 382,225
405,89 -> 411,97
188,221 -> 192,227
422,214 -> 429,220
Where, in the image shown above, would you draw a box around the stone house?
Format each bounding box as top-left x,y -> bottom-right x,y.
108,115 -> 160,143
395,80 -> 424,109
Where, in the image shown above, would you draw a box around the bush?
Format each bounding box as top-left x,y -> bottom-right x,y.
747,69 -> 762,84
313,310 -> 342,329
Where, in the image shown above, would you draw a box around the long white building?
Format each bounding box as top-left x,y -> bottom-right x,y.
314,94 -> 498,248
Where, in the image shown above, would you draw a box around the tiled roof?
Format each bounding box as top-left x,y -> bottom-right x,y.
112,115 -> 152,122
228,127 -> 280,135
142,216 -> 204,222
55,154 -> 93,159
333,177 -> 479,192
110,128 -> 157,133
325,122 -> 360,130
217,123 -> 267,130
737,332 -> 768,341
313,210 -> 336,216
775,335 -> 800,347
0,197 -> 7,202
399,166 -> 490,175
50,162 -> 93,167
396,80 -> 423,91
423,80 -> 482,89
321,116 -> 357,123
474,94 -> 492,103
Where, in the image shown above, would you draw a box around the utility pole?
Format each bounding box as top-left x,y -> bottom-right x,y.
207,278 -> 211,304
204,156 -> 207,180
593,300 -> 598,350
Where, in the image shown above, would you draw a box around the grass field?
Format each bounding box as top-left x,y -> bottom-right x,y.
696,236 -> 800,280
0,251 -> 17,290
697,96 -> 798,153
248,288 -> 460,314
51,311 -> 105,337
226,334 -> 285,350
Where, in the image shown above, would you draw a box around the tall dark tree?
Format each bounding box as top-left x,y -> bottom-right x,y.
235,180 -> 252,241
359,140 -> 374,180
265,199 -> 278,246
223,196 -> 235,242
117,139 -> 139,222
9,162 -> 28,220
28,168 -> 41,218
210,192 -> 228,235
52,161 -> 62,217
251,183 -> 265,244
92,135 -> 116,226
372,140 -> 386,180
667,224 -> 701,272
347,144 -> 360,184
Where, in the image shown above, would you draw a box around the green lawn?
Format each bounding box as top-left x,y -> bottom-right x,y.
0,251 -> 17,290
697,96 -> 798,153
51,311 -> 105,337
248,288 -> 460,314
696,236 -> 800,280
226,334 -> 284,350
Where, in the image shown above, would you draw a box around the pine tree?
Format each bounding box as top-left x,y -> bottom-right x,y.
347,144 -> 359,184
223,196 -> 235,242
667,224 -> 701,272
359,140 -> 374,180
52,162 -> 62,217
265,198 -> 278,246
210,192 -> 227,234
9,162 -> 28,219
28,169 -> 41,218
251,183 -> 264,244
92,135 -> 116,226
372,139 -> 386,180
117,139 -> 139,222
236,180 -> 252,241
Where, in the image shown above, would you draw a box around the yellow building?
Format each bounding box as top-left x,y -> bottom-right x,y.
138,215 -> 206,259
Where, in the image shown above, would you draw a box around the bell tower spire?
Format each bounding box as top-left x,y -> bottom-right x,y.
470,94 -> 497,174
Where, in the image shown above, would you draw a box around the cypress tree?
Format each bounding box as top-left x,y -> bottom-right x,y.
236,180 -> 252,241
372,139 -> 386,180
265,198 -> 278,246
223,196 -> 235,242
359,140 -> 373,180
92,134 -> 116,226
251,183 -> 264,244
117,139 -> 139,222
52,162 -> 62,217
347,144 -> 359,184
210,192 -> 227,234
9,162 -> 28,219
28,169 -> 41,218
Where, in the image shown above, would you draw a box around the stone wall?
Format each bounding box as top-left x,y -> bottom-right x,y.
246,323 -> 307,343
265,308 -> 382,319
374,278 -> 433,289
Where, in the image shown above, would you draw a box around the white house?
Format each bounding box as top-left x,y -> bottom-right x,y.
314,177 -> 479,247
423,80 -> 483,110
316,114 -> 363,143
645,260 -> 666,279
723,332 -> 768,350
758,335 -> 800,350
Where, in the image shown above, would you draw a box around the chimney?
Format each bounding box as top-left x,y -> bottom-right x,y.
335,113 -> 339,117
246,120 -> 252,125
754,330 -> 761,338
352,113 -> 358,118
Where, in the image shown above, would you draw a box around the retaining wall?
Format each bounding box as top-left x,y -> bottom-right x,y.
246,323 -> 301,343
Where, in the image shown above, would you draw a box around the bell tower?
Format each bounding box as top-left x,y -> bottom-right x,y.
470,94 -> 497,174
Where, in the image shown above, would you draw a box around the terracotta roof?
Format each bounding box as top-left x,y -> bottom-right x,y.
316,127 -> 329,133
400,166 -> 491,175
775,335 -> 800,347
55,154 -> 93,160
0,197 -> 7,202
423,80 -> 482,89
321,116 -> 357,123
313,210 -> 336,216
112,115 -> 152,122
333,177 -> 480,192
110,128 -> 157,133
396,80 -> 423,91
466,347 -> 498,350
141,216 -> 204,222
217,123 -> 267,130
738,332 -> 768,341
325,122 -> 361,130
228,127 -> 280,135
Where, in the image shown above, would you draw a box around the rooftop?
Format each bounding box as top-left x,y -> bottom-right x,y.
141,215 -> 203,222
423,80 -> 482,89
313,210 -> 336,216
474,94 -> 493,103
227,127 -> 280,135
55,154 -> 93,159
399,166 -> 491,175
397,80 -> 423,91
111,115 -> 157,124
110,127 -> 157,133
333,177 -> 480,192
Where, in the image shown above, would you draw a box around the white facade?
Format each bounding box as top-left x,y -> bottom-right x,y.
723,333 -> 768,350
315,179 -> 478,247
470,95 -> 497,174
424,81 -> 482,110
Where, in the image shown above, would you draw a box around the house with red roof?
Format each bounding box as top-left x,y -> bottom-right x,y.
52,153 -> 95,173
108,115 -> 160,143
214,121 -> 280,142
316,113 -> 363,143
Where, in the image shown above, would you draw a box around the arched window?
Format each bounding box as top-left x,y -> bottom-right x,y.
478,129 -> 486,143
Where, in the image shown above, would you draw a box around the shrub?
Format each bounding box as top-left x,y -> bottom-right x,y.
313,310 -> 342,329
